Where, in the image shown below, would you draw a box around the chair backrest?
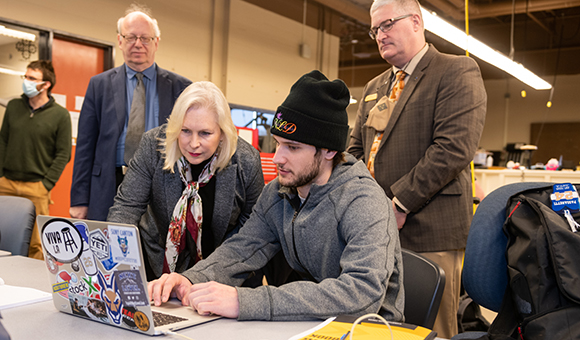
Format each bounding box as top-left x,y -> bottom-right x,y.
463,182 -> 552,312
0,196 -> 36,256
402,248 -> 446,329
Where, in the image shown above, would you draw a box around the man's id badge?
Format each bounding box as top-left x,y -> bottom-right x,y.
551,183 -> 580,232
364,93 -> 378,102
550,183 -> 580,214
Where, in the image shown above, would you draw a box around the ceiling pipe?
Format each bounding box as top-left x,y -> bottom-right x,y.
312,0 -> 370,24
423,0 -> 465,20
467,0 -> 580,19
314,0 -> 580,26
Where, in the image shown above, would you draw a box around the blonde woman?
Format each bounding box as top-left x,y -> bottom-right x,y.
108,81 -> 264,283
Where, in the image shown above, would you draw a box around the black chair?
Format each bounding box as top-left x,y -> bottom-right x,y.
402,248 -> 446,329
452,182 -> 552,339
0,196 -> 36,256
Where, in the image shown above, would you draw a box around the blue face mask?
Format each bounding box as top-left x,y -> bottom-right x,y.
22,78 -> 45,98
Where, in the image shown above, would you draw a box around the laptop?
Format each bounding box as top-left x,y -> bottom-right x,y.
37,215 -> 222,335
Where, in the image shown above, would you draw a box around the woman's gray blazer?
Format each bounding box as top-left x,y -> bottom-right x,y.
108,124 -> 265,279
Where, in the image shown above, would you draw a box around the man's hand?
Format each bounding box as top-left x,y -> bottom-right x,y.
70,206 -> 88,219
185,281 -> 239,319
392,201 -> 407,230
148,273 -> 193,307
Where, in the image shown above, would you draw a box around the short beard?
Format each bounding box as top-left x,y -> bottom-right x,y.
279,149 -> 323,189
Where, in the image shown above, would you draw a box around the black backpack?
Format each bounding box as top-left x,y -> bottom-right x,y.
478,184 -> 580,340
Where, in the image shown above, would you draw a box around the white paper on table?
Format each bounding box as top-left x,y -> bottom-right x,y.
287,317 -> 336,340
0,280 -> 52,310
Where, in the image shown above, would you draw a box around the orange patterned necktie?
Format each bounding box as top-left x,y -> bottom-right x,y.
389,70 -> 406,101
367,70 -> 407,178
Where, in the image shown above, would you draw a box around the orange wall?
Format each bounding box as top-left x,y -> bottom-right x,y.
49,37 -> 105,217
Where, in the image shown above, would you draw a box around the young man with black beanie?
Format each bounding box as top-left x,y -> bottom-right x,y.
148,70 -> 404,322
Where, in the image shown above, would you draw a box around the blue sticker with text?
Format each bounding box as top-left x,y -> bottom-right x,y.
550,183 -> 580,214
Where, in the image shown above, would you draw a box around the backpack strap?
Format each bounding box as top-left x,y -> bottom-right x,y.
485,287 -> 520,339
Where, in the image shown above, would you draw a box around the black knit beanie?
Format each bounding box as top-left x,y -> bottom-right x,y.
271,70 -> 350,152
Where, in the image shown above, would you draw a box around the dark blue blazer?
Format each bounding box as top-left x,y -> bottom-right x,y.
70,64 -> 191,221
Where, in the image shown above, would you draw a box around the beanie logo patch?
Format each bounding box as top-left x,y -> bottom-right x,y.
273,112 -> 296,134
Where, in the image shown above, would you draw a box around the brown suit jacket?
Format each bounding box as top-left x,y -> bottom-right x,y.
348,45 -> 486,252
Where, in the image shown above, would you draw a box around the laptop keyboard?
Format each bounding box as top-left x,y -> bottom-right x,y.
152,311 -> 188,327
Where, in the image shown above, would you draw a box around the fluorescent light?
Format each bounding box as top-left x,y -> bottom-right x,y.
0,67 -> 25,77
350,96 -> 358,104
0,25 -> 36,42
421,8 -> 552,90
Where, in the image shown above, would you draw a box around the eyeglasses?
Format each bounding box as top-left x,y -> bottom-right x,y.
120,34 -> 157,45
21,75 -> 43,82
369,14 -> 413,40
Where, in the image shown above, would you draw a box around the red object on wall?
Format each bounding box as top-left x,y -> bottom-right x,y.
236,126 -> 259,149
260,153 -> 277,184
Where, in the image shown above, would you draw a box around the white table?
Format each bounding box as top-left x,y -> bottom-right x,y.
0,256 -> 320,340
474,169 -> 580,196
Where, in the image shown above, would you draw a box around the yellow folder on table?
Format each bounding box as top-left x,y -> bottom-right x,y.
290,315 -> 437,340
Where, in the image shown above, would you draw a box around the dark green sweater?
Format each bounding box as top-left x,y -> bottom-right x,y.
0,94 -> 72,190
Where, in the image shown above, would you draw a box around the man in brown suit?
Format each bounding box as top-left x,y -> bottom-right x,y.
347,0 -> 486,337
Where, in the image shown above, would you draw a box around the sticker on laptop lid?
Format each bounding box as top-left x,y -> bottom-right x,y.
89,229 -> 109,260
122,306 -> 138,329
53,270 -> 76,299
45,254 -> 59,274
133,311 -> 151,332
98,271 -> 123,325
81,275 -> 99,297
109,225 -> 141,266
75,222 -> 98,276
115,270 -> 148,307
550,183 -> 580,213
41,219 -> 83,263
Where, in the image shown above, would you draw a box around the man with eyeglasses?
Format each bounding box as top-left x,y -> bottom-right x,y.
347,0 -> 486,337
0,60 -> 72,259
70,4 -> 191,221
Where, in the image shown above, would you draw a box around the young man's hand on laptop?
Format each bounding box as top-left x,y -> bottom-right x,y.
186,281 -> 239,318
148,274 -> 239,318
148,273 -> 193,307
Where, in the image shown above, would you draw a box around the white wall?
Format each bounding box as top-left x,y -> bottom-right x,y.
481,74 -> 580,151
225,0 -> 339,109
0,0 -> 340,113
346,73 -> 580,152
3,0 -> 577,143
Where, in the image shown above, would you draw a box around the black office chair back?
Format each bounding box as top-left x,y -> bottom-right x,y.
0,196 -> 36,256
401,248 -> 446,329
463,182 -> 552,312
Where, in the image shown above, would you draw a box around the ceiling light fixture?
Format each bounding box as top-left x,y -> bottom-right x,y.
0,25 -> 36,42
0,67 -> 25,77
421,8 -> 552,90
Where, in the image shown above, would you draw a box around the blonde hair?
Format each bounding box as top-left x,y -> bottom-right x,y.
162,81 -> 238,173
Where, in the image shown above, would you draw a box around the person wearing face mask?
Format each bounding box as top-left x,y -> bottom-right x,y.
107,81 -> 265,285
0,60 -> 72,259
